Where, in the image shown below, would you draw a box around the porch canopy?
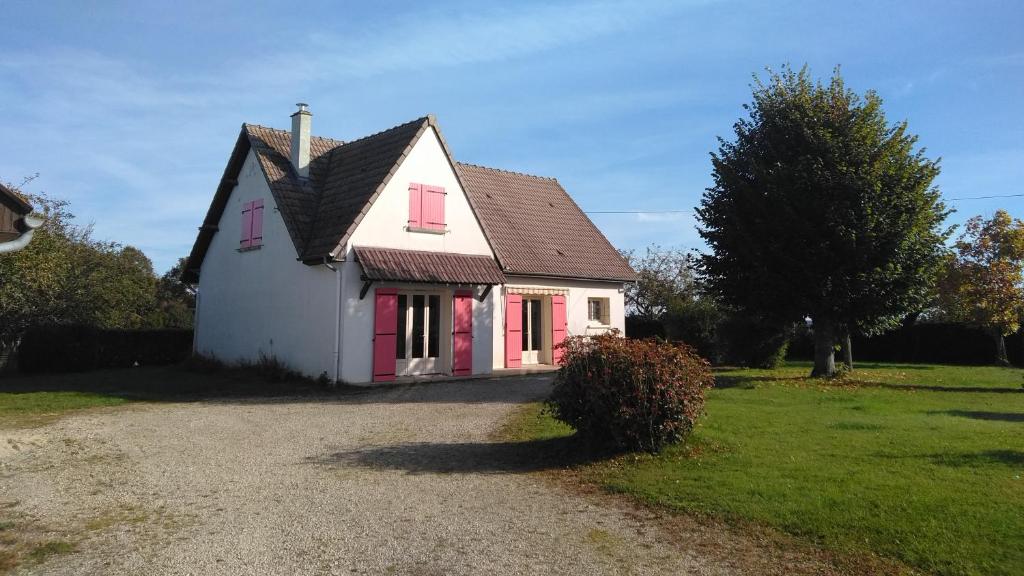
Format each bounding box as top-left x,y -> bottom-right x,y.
353,246 -> 506,285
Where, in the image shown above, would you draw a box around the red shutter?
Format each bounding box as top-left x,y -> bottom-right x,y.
551,294 -> 567,365
504,293 -> 522,368
373,288 -> 399,382
251,199 -> 264,247
408,183 -> 422,228
240,201 -> 253,249
452,290 -> 473,376
423,185 -> 446,230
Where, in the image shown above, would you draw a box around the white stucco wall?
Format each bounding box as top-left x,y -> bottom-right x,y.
491,276 -> 627,370
195,150 -> 338,378
338,126 -> 498,383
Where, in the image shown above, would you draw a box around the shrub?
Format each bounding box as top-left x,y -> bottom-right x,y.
547,332 -> 714,453
717,314 -> 791,368
18,324 -> 193,373
663,298 -> 722,362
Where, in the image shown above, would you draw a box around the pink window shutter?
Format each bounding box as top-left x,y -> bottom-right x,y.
424,186 -> 446,230
251,199 -> 264,247
504,294 -> 522,368
373,288 -> 399,382
452,290 -> 473,376
408,183 -> 422,228
551,294 -> 568,365
240,201 -> 253,249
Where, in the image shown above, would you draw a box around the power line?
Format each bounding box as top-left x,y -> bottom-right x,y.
946,193 -> 1023,201
585,193 -> 1022,215
585,210 -> 691,214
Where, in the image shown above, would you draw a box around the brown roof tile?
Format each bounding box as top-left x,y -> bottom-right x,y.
456,163 -> 636,282
354,246 -> 506,285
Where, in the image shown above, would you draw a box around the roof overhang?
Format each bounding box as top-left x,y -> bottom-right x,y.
354,245 -> 506,285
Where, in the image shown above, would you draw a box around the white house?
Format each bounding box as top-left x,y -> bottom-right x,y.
183,106 -> 635,384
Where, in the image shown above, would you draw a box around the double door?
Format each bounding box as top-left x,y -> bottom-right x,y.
396,293 -> 441,375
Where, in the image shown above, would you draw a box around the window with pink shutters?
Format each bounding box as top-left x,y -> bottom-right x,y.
408,182 -> 446,231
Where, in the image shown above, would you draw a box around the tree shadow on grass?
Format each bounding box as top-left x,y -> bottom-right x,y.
308,435 -> 613,475
929,450 -> 1024,468
930,410 -> 1024,422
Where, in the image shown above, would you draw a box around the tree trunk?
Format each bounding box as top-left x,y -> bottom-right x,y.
838,331 -> 853,370
811,318 -> 836,378
993,330 -> 1009,366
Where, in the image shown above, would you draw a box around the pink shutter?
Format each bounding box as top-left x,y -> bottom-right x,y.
240,201 -> 253,249
408,183 -> 422,228
251,199 -> 264,247
373,289 -> 399,382
452,290 -> 473,376
551,294 -> 567,365
423,186 -> 446,230
504,294 -> 522,368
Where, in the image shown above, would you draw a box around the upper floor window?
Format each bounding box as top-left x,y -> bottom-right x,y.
240,198 -> 264,250
408,183 -> 446,233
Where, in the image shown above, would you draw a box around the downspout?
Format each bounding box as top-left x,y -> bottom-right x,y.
323,256 -> 342,385
0,215 -> 43,254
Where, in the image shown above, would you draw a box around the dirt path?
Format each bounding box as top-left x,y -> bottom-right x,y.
1,376 -> 843,575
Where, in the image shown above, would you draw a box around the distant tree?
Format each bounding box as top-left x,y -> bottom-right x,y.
148,257 -> 195,328
696,65 -> 951,377
938,210 -> 1024,365
619,245 -> 698,319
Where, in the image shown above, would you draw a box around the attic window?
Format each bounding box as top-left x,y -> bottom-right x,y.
240,199 -> 264,250
408,183 -> 446,233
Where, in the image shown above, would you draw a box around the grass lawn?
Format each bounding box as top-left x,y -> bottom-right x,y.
505,362 -> 1024,576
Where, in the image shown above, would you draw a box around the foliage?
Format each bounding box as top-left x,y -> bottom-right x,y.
0,183 -> 195,356
515,361 -> 1024,576
18,324 -> 193,373
149,258 -> 196,329
696,65 -> 951,377
619,245 -> 698,319
716,313 -> 792,368
547,332 -> 714,452
938,210 -> 1024,364
662,297 -> 722,361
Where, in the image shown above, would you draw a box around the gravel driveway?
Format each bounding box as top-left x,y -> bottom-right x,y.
1,375 -> 839,576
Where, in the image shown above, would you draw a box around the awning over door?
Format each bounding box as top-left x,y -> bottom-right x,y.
353,246 -> 506,285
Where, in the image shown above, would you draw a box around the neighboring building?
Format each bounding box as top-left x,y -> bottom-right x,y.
183,106 -> 635,384
0,183 -> 41,254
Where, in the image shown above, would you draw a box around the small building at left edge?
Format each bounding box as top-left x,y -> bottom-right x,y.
0,183 -> 42,254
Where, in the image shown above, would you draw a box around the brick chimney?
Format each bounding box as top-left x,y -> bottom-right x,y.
290,103 -> 312,179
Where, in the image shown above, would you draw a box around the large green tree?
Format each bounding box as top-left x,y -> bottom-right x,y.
0,184 -> 173,351
938,210 -> 1024,365
696,66 -> 951,377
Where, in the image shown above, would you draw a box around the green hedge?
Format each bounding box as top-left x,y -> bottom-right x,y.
18,325 -> 193,373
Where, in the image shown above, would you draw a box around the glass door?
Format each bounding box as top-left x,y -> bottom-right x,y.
521,298 -> 543,364
396,293 -> 442,375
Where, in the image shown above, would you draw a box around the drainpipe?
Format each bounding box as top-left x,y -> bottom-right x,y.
0,215 -> 43,254
323,256 -> 342,384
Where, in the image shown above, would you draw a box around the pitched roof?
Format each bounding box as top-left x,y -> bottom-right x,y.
354,246 -> 506,285
183,115 -> 634,284
0,182 -> 33,215
456,163 -> 636,282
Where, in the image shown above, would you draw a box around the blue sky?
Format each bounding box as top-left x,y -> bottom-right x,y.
1,0 -> 1021,273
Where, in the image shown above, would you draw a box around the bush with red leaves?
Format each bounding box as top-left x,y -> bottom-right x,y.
547,331 -> 714,453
